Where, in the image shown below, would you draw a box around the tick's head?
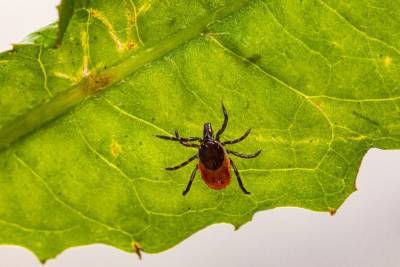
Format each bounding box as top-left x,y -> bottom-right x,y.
203,123 -> 213,140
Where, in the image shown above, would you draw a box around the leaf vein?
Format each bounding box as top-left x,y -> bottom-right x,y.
207,35 -> 335,151
0,218 -> 78,234
264,2 -> 332,68
13,153 -> 135,239
105,99 -> 170,135
37,46 -> 52,97
319,0 -> 400,56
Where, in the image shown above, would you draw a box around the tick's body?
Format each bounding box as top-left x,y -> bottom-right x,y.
198,127 -> 231,190
198,156 -> 231,190
156,104 -> 261,195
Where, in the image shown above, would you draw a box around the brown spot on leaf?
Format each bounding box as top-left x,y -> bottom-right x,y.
126,40 -> 137,50
81,71 -> 113,95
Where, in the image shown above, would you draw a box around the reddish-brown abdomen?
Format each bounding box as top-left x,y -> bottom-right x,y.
198,156 -> 231,190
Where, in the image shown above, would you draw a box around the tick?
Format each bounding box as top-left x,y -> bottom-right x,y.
156,103 -> 261,196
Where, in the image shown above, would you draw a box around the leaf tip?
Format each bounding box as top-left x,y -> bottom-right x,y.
232,222 -> 244,231
132,242 -> 143,260
328,208 -> 337,216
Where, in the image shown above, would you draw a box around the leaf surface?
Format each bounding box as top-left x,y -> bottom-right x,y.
0,0 -> 399,261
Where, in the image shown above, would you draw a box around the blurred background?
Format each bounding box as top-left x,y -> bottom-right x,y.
0,1 -> 399,266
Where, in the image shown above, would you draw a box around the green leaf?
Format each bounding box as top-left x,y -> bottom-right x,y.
0,0 -> 399,262
21,23 -> 58,48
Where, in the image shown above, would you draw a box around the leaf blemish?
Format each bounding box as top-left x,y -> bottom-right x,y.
89,9 -> 124,52
247,54 -> 262,64
384,56 -> 392,66
111,137 -> 122,157
82,71 -> 113,95
126,40 -> 137,50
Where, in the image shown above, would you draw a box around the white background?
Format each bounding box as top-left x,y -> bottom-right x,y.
1,1 -> 400,266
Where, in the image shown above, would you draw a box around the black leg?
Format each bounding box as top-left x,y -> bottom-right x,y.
230,159 -> 250,194
227,150 -> 261,159
156,133 -> 200,148
155,134 -> 181,142
177,141 -> 200,148
179,141 -> 200,148
216,103 -> 228,141
174,130 -> 201,148
174,130 -> 202,142
221,129 -> 251,145
165,154 -> 198,171
183,166 -> 198,196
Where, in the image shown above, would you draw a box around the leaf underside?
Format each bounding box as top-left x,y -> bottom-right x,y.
0,0 -> 399,262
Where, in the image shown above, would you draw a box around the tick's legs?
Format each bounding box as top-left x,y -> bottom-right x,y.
155,134 -> 201,143
174,130 -> 202,142
165,154 -> 198,171
175,141 -> 200,148
230,159 -> 250,194
155,135 -> 181,141
216,103 -> 228,141
182,166 -> 198,196
156,132 -> 201,148
175,130 -> 201,148
221,129 -> 251,145
227,150 -> 261,159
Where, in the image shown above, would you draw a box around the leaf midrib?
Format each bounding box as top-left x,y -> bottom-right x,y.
0,0 -> 251,152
